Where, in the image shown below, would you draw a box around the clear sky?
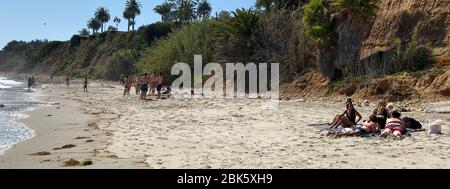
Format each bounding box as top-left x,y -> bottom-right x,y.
0,0 -> 255,49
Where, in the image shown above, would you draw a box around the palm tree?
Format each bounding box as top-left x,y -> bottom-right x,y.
216,9 -> 260,44
123,10 -> 133,31
256,0 -> 304,12
108,25 -> 118,31
78,28 -> 90,36
177,0 -> 197,22
216,11 -> 231,20
125,0 -> 142,31
95,7 -> 111,33
113,17 -> 121,30
87,18 -> 101,34
197,0 -> 212,20
154,1 -> 173,22
255,0 -> 274,12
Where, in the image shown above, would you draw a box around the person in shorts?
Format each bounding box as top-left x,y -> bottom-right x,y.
139,73 -> 150,100
156,73 -> 164,99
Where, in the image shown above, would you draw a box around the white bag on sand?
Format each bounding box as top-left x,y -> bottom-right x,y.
428,120 -> 443,134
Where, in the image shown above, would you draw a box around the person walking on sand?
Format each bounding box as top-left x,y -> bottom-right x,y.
65,77 -> 70,87
156,72 -> 164,99
83,78 -> 89,92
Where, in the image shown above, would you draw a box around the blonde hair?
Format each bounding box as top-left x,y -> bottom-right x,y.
375,101 -> 387,115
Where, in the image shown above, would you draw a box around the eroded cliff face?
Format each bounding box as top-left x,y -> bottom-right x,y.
362,0 -> 450,58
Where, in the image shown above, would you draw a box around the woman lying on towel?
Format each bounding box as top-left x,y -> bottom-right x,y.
380,110 -> 406,138
329,99 -> 362,129
327,114 -> 380,138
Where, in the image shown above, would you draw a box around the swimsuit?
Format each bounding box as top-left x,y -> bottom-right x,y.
385,120 -> 405,134
140,84 -> 149,92
157,84 -> 162,92
345,110 -> 356,124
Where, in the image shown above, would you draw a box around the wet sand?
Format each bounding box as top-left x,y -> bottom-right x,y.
1,82 -> 449,169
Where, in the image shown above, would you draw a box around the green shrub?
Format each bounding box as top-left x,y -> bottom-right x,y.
136,22 -> 216,83
96,49 -> 138,80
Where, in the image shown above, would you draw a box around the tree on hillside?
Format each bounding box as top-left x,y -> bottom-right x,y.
113,17 -> 121,29
256,0 -> 305,12
108,26 -> 118,31
125,0 -> 142,31
154,1 -> 173,22
95,7 -> 111,33
87,18 -> 101,34
78,28 -> 90,36
174,0 -> 197,22
214,8 -> 262,62
215,11 -> 231,20
303,0 -> 378,80
197,0 -> 212,20
123,10 -> 132,31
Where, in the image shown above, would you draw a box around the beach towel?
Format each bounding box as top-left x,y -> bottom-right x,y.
309,123 -> 425,138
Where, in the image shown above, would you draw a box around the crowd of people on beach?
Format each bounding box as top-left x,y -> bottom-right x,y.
327,99 -> 423,139
120,73 -> 171,100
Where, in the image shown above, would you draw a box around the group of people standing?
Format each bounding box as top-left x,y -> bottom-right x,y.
121,73 -> 166,99
327,99 -> 421,138
27,76 -> 37,90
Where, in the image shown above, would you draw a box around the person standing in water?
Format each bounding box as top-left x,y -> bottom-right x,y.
83,78 -> 88,92
31,76 -> 36,88
27,77 -> 32,91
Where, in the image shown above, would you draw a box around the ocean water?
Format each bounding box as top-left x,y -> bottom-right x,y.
0,76 -> 40,154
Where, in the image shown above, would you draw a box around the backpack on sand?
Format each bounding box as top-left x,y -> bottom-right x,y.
403,117 -> 422,129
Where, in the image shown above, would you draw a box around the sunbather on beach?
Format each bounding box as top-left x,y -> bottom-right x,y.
372,101 -> 390,129
161,86 -> 172,98
380,110 -> 406,138
329,99 -> 362,129
328,114 -> 380,138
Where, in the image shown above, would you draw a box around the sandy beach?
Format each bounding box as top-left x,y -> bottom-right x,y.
0,81 -> 449,169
